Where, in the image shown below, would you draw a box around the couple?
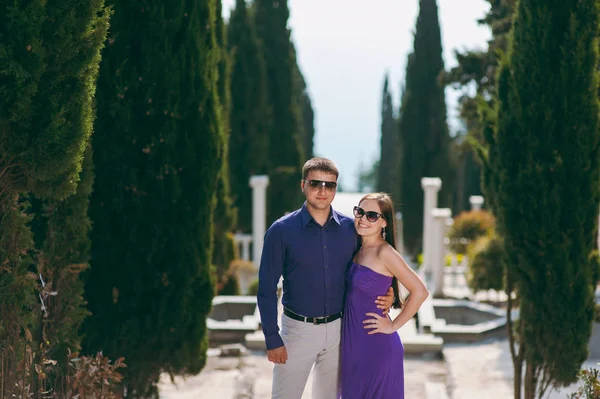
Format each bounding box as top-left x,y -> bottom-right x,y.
257,157 -> 429,399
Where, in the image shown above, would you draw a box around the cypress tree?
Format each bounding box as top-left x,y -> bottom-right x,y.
0,0 -> 109,393
483,0 -> 600,397
398,0 -> 454,255
83,0 -> 221,395
443,0 -> 516,212
228,0 -> 270,233
254,0 -> 304,223
294,54 -> 315,160
213,1 -> 237,283
0,0 -> 110,201
377,73 -> 399,198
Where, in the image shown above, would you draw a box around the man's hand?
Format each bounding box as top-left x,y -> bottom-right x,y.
375,286 -> 395,315
267,346 -> 288,364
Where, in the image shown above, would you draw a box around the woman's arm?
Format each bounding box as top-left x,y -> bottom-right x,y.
364,245 -> 429,334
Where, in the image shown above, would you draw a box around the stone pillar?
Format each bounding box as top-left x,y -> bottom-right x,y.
395,212 -> 405,257
469,195 -> 484,211
249,175 -> 269,265
431,208 -> 452,298
234,233 -> 252,261
421,178 -> 442,279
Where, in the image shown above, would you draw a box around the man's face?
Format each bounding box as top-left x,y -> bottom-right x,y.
301,170 -> 338,211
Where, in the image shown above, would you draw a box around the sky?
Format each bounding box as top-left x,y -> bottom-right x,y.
221,0 -> 492,191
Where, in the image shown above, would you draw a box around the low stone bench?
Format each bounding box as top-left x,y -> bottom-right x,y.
208,295 -> 261,344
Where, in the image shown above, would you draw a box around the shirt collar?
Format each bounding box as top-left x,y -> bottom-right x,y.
300,202 -> 341,226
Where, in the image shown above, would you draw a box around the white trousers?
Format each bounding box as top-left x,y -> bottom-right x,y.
272,314 -> 341,399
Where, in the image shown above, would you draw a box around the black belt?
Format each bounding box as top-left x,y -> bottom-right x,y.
284,307 -> 342,325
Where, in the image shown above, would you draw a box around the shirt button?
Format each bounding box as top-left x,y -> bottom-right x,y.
324,245 -> 327,249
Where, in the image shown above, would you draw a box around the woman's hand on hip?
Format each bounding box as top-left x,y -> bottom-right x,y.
363,312 -> 395,335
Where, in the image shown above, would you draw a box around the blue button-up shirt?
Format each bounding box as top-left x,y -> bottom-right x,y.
257,203 -> 358,349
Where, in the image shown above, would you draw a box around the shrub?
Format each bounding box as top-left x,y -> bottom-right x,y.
248,278 -> 259,296
447,210 -> 495,253
217,272 -> 241,296
466,235 -> 505,292
568,366 -> 600,399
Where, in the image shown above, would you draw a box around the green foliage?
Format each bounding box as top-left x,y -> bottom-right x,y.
483,0 -> 600,392
0,0 -> 111,201
0,0 -> 109,395
568,366 -> 600,399
398,0 -> 455,255
377,74 -> 399,198
218,271 -> 241,296
248,278 -> 259,296
296,62 -> 315,160
83,0 -> 221,394
213,0 -> 237,281
213,232 -> 237,279
447,209 -> 495,253
30,145 -> 94,379
228,0 -> 270,232
442,0 -> 516,213
466,235 -> 505,292
254,0 -> 304,223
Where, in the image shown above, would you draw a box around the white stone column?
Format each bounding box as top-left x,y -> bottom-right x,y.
395,212 -> 405,256
234,233 -> 252,261
421,178 -> 442,279
249,175 -> 269,265
431,208 -> 452,298
469,195 -> 484,211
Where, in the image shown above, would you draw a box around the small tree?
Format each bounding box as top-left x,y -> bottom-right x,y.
447,209 -> 495,253
466,235 -> 505,292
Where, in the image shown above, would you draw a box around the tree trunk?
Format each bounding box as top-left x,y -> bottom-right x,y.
506,270 -> 523,399
524,362 -> 535,399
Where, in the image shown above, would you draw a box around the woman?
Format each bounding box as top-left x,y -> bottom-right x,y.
341,193 -> 429,399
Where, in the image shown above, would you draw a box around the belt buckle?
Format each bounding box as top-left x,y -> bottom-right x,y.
313,316 -> 325,325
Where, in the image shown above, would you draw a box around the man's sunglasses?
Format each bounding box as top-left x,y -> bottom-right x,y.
304,179 -> 338,191
353,206 -> 384,223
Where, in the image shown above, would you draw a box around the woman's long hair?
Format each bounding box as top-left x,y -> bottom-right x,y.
359,193 -> 403,309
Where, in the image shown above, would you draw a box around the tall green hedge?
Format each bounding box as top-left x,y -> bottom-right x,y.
483,0 -> 600,396
228,0 -> 270,232
254,0 -> 304,223
0,0 -> 109,394
377,73 -> 399,197
398,0 -> 454,255
213,0 -> 237,280
83,0 -> 221,395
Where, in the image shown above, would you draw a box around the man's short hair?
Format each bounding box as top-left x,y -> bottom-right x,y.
302,157 -> 339,180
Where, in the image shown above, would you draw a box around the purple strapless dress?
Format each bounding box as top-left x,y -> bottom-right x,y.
341,262 -> 404,399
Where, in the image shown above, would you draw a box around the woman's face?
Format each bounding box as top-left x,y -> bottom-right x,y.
354,199 -> 386,237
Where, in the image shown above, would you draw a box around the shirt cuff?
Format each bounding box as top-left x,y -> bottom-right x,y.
265,333 -> 284,350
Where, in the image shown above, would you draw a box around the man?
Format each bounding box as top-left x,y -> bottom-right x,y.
257,157 -> 394,399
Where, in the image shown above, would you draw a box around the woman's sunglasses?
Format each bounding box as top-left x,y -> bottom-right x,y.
353,206 -> 384,223
304,179 -> 338,191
